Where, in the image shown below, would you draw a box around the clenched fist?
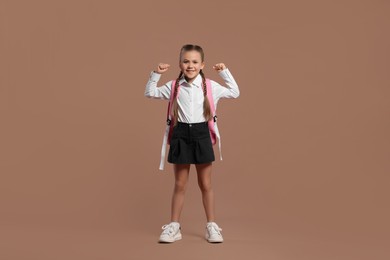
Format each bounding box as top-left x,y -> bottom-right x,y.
213,63 -> 227,72
155,63 -> 170,74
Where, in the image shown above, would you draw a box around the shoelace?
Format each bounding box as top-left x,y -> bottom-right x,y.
161,223 -> 177,236
207,224 -> 222,235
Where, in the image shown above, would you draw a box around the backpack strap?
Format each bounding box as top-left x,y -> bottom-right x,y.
159,80 -> 177,171
206,79 -> 222,161
167,79 -> 178,127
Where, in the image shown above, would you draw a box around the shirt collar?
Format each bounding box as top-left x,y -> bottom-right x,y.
178,73 -> 203,88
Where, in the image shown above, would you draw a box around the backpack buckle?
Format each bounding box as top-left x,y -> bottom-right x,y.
213,115 -> 217,122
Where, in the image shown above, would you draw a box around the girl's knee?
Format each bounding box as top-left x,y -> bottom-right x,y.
174,181 -> 188,193
198,181 -> 212,193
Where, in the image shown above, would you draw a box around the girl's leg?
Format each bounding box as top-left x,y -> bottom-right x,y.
195,163 -> 215,222
171,164 -> 190,222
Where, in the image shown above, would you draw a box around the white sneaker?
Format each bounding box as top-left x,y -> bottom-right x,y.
205,222 -> 223,243
159,222 -> 182,243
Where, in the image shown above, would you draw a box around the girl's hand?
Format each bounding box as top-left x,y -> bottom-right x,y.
155,63 -> 170,74
213,63 -> 226,72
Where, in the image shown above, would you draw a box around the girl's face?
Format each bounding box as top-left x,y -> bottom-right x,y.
179,50 -> 205,83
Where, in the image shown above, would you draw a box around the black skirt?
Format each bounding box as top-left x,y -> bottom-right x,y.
168,121 -> 215,164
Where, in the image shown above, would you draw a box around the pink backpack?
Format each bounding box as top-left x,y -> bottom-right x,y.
159,78 -> 222,170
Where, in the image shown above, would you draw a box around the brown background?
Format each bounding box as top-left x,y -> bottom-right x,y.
1,0 -> 389,259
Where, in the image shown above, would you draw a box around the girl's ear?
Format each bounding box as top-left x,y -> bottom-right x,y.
201,62 -> 205,70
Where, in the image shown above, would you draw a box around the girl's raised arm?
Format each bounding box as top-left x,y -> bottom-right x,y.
144,63 -> 172,100
211,63 -> 240,102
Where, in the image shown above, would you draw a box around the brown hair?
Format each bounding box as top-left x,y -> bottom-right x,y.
172,44 -> 212,126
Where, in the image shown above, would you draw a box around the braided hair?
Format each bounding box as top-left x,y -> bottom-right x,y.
171,44 -> 212,126
199,69 -> 212,121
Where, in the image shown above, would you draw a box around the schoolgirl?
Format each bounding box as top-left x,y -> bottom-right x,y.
144,44 -> 240,243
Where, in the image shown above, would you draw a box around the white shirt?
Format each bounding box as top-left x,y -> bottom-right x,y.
144,68 -> 240,123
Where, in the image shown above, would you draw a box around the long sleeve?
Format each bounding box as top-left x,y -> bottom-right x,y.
211,68 -> 240,104
144,71 -> 172,100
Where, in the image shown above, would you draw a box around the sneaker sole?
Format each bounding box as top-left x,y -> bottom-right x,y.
206,238 -> 223,243
158,233 -> 182,243
205,235 -> 223,243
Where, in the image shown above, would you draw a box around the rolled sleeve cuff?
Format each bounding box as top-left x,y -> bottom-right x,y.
218,68 -> 232,80
149,71 -> 162,82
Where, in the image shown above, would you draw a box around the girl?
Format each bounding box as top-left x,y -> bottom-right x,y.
144,44 -> 240,243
